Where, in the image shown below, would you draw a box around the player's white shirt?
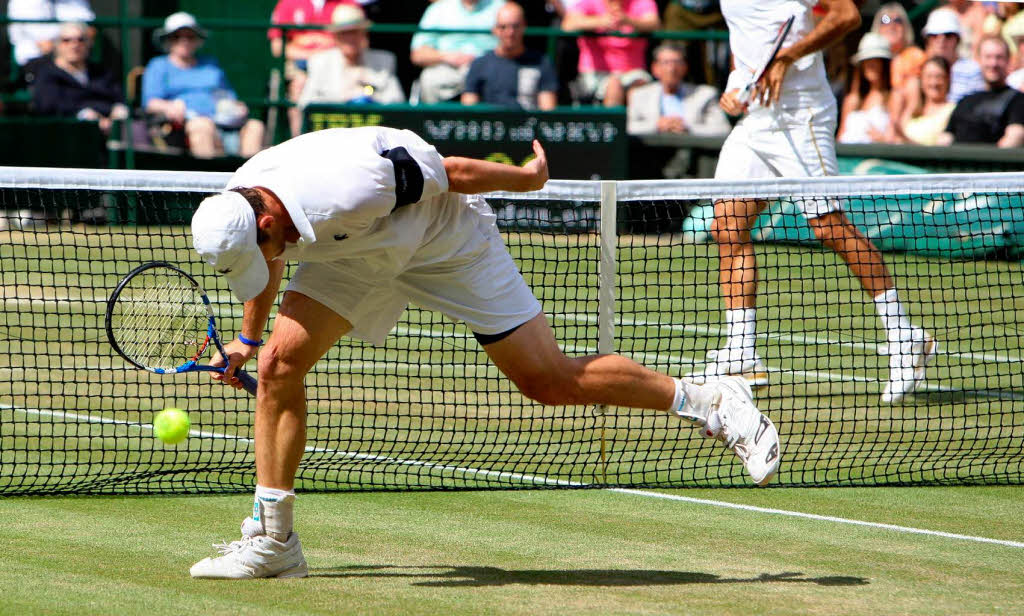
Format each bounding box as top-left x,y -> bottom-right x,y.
227,126 -> 450,264
721,0 -> 833,110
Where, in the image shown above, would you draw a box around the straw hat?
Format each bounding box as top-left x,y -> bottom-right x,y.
329,5 -> 372,32
851,32 -> 893,63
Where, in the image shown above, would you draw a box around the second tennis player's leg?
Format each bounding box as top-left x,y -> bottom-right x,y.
191,291 -> 352,579
483,313 -> 780,485
795,113 -> 936,404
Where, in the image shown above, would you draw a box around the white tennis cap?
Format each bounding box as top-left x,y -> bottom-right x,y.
191,191 -> 269,303
922,9 -> 962,37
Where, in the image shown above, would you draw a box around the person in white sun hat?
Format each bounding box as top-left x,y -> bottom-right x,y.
920,8 -> 984,104
186,126 -> 782,579
838,32 -> 895,144
700,0 -> 936,406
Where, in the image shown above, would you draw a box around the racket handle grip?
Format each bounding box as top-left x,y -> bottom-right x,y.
235,370 -> 259,396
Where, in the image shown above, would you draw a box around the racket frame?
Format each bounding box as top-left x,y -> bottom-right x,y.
105,261 -> 258,396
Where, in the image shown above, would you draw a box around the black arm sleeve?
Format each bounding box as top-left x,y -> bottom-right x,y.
381,146 -> 425,208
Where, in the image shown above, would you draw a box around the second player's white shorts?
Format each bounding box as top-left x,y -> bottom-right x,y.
287,193 -> 542,345
715,101 -> 841,219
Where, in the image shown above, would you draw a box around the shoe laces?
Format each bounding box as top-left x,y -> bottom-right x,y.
706,393 -> 742,451
212,535 -> 258,556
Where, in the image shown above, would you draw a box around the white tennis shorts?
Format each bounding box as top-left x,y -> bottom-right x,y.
287,193 -> 542,345
715,101 -> 841,219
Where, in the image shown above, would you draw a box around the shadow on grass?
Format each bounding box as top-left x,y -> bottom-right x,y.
310,565 -> 868,587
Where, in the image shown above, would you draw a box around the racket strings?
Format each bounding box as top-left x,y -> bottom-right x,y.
115,274 -> 208,370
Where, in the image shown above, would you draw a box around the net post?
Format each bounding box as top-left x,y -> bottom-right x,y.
597,180 -> 618,484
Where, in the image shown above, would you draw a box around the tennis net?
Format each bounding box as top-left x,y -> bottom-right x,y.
0,168 -> 1021,494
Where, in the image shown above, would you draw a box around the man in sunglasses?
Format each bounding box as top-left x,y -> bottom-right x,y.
31,21 -> 128,135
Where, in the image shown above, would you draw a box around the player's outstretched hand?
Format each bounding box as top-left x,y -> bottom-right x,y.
211,338 -> 259,390
522,140 -> 549,192
719,89 -> 748,116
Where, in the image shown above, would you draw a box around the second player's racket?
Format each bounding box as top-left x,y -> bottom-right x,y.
738,15 -> 796,105
105,261 -> 258,396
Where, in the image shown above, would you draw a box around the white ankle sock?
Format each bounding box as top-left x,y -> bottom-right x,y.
253,485 -> 295,542
726,308 -> 757,355
669,378 -> 712,424
873,288 -> 917,343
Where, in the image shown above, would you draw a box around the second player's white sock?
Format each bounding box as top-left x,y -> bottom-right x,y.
252,484 -> 295,542
669,378 -> 714,424
726,308 -> 757,356
873,288 -> 918,343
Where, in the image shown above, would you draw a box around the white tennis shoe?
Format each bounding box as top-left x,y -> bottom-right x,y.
881,333 -> 938,404
688,347 -> 769,388
190,519 -> 308,579
702,377 -> 781,486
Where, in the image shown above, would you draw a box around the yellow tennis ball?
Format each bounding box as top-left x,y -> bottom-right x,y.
153,408 -> 190,445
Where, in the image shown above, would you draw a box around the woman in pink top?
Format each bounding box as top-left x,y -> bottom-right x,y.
562,0 -> 660,106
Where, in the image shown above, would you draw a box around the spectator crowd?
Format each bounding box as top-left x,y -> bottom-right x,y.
7,0 -> 1024,159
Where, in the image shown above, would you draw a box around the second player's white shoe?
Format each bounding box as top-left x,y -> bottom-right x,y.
190,520 -> 308,579
881,333 -> 938,404
701,377 -> 781,486
688,347 -> 770,388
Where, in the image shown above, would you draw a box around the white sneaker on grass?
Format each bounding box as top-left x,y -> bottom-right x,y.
701,377 -> 781,486
190,519 -> 307,579
688,347 -> 770,388
881,333 -> 938,404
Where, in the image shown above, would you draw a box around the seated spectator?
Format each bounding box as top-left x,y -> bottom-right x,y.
939,35 -> 1024,147
626,42 -> 728,136
901,56 -> 955,145
562,0 -> 660,107
461,3 -> 558,110
7,0 -> 94,74
31,22 -> 127,135
872,2 -> 925,133
142,12 -> 265,158
921,9 -> 984,103
269,0 -> 355,135
299,5 -> 404,108
411,0 -> 503,104
839,33 -> 895,144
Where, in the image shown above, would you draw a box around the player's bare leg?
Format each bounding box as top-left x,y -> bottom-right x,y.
482,313 -> 780,485
807,211 -> 936,402
695,198 -> 771,385
192,291 -> 351,579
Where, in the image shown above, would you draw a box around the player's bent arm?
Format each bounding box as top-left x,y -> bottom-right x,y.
214,259 -> 284,387
776,0 -> 860,65
241,258 -> 286,342
444,140 -> 548,193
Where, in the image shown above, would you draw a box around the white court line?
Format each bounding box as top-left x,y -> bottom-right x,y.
4,403 -> 1022,550
610,488 -> 1024,549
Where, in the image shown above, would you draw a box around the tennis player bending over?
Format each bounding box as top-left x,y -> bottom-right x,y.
702,0 -> 935,403
187,126 -> 780,579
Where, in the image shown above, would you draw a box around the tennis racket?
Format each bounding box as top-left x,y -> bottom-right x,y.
105,261 -> 258,396
738,15 -> 796,105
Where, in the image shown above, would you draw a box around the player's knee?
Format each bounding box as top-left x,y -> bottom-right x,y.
808,216 -> 842,248
257,343 -> 308,385
710,215 -> 749,248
